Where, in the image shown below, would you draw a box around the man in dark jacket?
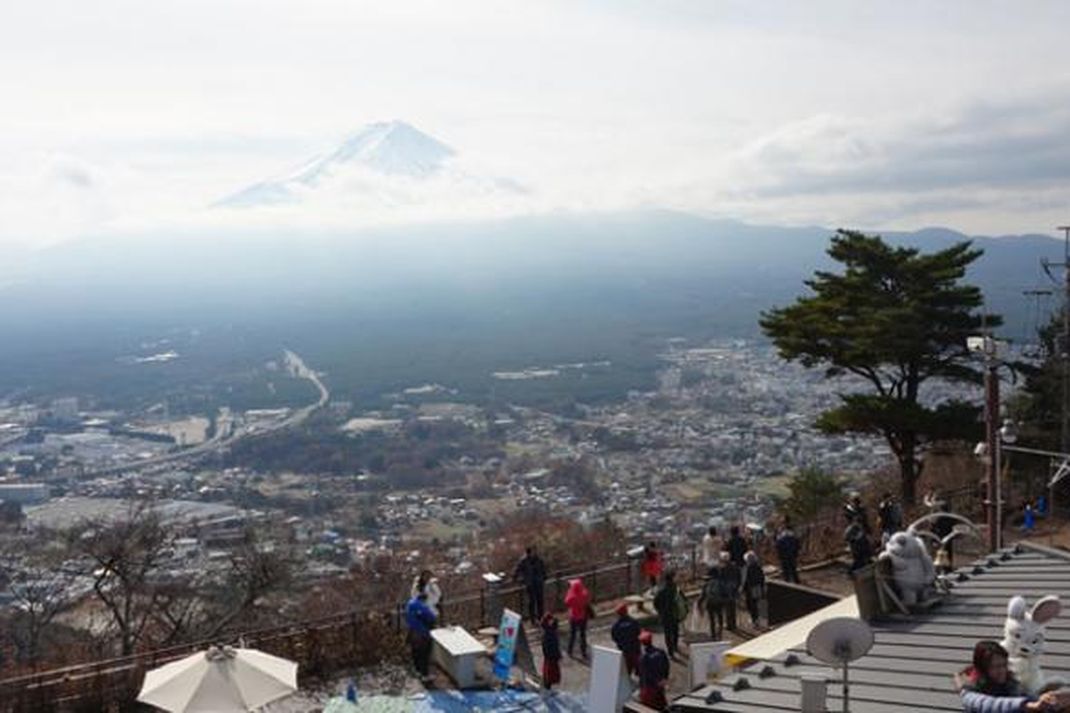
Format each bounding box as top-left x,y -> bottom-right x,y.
775,519 -> 801,584
638,630 -> 670,711
719,552 -> 741,631
405,591 -> 437,678
933,501 -> 956,567
726,526 -> 747,568
878,492 -> 903,542
698,564 -> 727,639
653,569 -> 683,658
844,493 -> 872,536
513,546 -> 547,622
611,602 -> 641,676
846,522 -> 873,573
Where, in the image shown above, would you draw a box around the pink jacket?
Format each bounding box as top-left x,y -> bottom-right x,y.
564,578 -> 591,622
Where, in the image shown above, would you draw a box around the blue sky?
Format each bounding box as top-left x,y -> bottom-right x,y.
2,0 -> 1070,246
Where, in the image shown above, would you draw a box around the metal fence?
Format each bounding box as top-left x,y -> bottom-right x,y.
0,486 -> 986,711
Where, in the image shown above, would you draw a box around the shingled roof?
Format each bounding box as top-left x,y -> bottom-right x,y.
673,541 -> 1070,713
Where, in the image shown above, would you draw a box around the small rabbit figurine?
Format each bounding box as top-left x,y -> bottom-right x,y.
1001,595 -> 1065,696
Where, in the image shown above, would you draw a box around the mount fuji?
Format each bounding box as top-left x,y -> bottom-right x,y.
216,120 -> 523,212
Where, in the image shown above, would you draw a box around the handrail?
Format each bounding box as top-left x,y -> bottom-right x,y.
0,483 -> 983,696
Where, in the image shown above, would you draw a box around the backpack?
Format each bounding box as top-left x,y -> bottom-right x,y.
675,589 -> 688,623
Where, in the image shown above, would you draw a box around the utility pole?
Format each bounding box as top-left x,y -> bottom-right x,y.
985,351 -> 1001,551
1043,227 -> 1070,453
1060,226 -> 1070,454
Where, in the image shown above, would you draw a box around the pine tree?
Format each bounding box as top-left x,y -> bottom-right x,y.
760,230 -> 995,505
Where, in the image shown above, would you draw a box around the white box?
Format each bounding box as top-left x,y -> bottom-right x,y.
431,626 -> 487,688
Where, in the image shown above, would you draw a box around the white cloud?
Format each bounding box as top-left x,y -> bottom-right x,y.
2,0 -> 1070,246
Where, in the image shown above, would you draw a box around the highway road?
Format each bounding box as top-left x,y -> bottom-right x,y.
82,349 -> 329,478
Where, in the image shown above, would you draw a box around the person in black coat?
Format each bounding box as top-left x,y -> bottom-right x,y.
638,630 -> 670,711
611,602 -> 641,676
775,519 -> 801,584
513,546 -> 547,622
741,551 -> 766,627
698,564 -> 727,639
719,553 -> 741,631
652,570 -> 682,658
540,612 -> 562,689
726,526 -> 747,568
846,522 -> 873,573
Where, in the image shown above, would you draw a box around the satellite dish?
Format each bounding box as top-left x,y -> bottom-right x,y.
806,617 -> 874,713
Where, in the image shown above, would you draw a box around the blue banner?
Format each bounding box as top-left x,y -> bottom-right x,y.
493,608 -> 522,680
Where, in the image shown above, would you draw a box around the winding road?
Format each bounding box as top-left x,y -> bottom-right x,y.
83,349 -> 329,477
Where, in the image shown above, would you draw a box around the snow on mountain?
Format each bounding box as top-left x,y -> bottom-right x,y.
215,120 -> 520,211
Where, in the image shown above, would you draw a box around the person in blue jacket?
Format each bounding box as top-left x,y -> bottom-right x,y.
405,591 -> 438,679
955,640 -> 1056,713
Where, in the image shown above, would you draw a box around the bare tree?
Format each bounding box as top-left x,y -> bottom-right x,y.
70,504 -> 173,656
202,528 -> 294,637
0,544 -> 75,665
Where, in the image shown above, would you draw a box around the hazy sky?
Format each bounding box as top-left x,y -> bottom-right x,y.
3,0 -> 1070,247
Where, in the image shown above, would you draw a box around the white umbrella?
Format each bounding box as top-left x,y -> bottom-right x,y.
138,646 -> 298,712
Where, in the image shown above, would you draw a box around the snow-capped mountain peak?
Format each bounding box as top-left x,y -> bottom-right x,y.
216,120 -> 470,208
289,120 -> 455,185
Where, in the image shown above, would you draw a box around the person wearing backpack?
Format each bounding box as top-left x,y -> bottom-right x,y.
741,551 -> 766,628
653,569 -> 684,658
719,552 -> 741,631
698,561 -> 727,639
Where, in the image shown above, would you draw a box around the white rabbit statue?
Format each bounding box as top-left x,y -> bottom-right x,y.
878,530 -> 935,606
1001,595 -> 1065,696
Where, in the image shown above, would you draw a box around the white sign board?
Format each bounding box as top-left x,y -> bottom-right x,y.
588,645 -> 632,713
689,640 -> 732,689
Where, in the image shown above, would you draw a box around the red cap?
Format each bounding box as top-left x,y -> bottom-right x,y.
616,602 -> 630,616
639,630 -> 654,645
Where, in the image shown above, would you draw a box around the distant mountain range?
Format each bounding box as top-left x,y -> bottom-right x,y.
215,120 -> 522,210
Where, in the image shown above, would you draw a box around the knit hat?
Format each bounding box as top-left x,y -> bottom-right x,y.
616,602 -> 630,616
639,630 -> 654,645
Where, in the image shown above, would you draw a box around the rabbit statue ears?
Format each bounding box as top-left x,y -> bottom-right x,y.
1008,595 -> 1062,624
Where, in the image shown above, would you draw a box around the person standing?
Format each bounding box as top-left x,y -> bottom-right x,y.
846,521 -> 873,573
405,591 -> 437,680
564,577 -> 591,659
844,492 -> 872,537
1023,503 -> 1037,533
726,526 -> 747,568
411,569 -> 443,619
653,570 -> 684,657
540,612 -> 562,690
698,562 -> 727,640
741,551 -> 766,628
641,542 -> 664,590
514,546 -> 547,623
878,492 -> 903,544
638,630 -> 671,711
775,518 -> 801,584
611,602 -> 642,676
701,526 -> 723,569
719,552 -> 741,631
933,502 -> 956,568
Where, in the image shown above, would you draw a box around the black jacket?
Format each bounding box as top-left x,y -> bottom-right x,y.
541,619 -> 561,661
639,646 -> 670,688
727,535 -> 747,566
611,615 -> 641,655
653,581 -> 679,622
775,530 -> 799,561
514,554 -> 546,586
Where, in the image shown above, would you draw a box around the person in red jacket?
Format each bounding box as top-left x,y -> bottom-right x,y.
563,577 -> 591,659
641,542 -> 664,590
638,629 -> 670,710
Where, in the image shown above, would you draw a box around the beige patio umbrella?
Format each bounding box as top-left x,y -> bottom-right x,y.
138,645 -> 298,712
